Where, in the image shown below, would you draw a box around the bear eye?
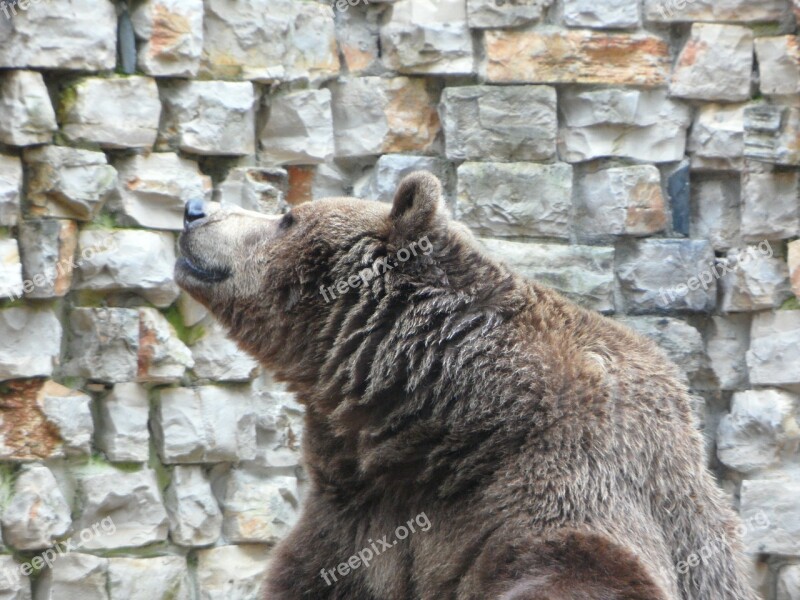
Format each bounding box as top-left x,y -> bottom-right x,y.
279,212 -> 295,230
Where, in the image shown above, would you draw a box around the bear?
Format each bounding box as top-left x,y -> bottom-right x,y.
176,172 -> 758,600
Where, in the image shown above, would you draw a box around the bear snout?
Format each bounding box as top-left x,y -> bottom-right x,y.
184,198 -> 207,228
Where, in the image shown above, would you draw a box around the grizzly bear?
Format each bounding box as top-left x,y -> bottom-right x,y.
176,172 -> 757,600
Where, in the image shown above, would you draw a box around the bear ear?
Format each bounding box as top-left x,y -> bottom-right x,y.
389,171 -> 445,238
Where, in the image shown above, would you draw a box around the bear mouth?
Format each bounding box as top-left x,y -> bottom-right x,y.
176,256 -> 231,284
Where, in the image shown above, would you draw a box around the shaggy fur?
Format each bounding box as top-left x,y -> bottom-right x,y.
176,172 -> 757,600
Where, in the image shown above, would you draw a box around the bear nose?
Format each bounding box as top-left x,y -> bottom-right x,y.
184,198 -> 206,227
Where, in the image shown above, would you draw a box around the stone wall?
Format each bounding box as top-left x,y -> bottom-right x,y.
0,0 -> 799,598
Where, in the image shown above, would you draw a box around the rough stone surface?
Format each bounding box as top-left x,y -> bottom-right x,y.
190,320 -> 259,382
485,29 -> 670,86
744,106 -> 800,167
778,565 -> 800,600
0,154 -> 22,227
480,239 -> 615,313
201,0 -> 339,82
573,165 -> 666,242
1,464 -> 71,551
60,77 -> 162,149
741,168 -> 800,241
0,0 -> 117,70
0,238 -> 23,300
107,556 -> 190,600
706,315 -> 750,391
215,469 -> 299,544
559,89 -> 692,163
719,248 -> 792,312
441,85 -> 557,162
689,103 -> 746,171
37,383 -> 94,457
165,465 -> 223,547
216,167 -> 288,213
249,384 -> 304,469
790,240 -> 800,299
381,2 -> 474,75
154,386 -> 257,464
333,3 -> 381,75
131,0 -> 204,77
0,380 -> 93,461
741,479 -> 800,555
670,24 -> 753,102
717,389 -> 800,473
74,468 -> 169,549
747,311 -> 800,388
112,153 -> 212,230
0,555 -> 31,599
24,146 -> 117,221
75,230 -> 179,307
644,0 -> 790,23
64,308 -> 140,384
616,239 -> 717,313
457,162 -> 572,239
467,0 -> 552,28
0,70 -> 57,146
259,89 -> 335,165
18,220 -> 79,299
196,544 -> 271,600
35,553 -> 109,600
756,36 -> 800,97
138,307 -> 194,384
97,383 -> 150,463
330,77 -> 440,158
0,308 -> 62,381
160,81 -> 256,156
690,178 -> 741,250
563,0 -> 640,28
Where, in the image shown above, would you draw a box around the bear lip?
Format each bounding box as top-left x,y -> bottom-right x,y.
176,256 -> 231,284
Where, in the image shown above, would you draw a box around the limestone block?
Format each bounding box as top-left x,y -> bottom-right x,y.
60,77 -> 162,149
457,162 -> 572,239
112,153 -> 212,230
160,81 -> 255,156
616,239 -> 717,313
153,386 -> 257,464
485,29 -> 669,86
24,146 -> 117,221
330,77 -> 440,158
559,89 -> 691,163
131,0 -> 204,77
670,24 -> 753,102
259,89 -> 334,165
1,464 -> 71,551
0,70 -> 57,146
441,85 -> 557,162
0,308 -> 62,381
97,383 -> 150,463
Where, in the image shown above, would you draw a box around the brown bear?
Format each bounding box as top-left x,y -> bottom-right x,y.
176,172 -> 757,600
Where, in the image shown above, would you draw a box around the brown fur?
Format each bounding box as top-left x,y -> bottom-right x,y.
176,172 -> 757,600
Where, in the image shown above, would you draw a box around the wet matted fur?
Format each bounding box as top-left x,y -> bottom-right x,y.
176,172 -> 757,600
